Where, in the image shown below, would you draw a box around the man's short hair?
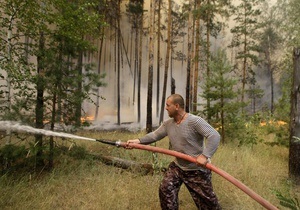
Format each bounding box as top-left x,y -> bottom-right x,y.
168,94 -> 185,108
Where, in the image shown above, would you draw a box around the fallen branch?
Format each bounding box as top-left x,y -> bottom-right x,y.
89,153 -> 155,175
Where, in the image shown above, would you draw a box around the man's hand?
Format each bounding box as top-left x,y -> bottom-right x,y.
125,139 -> 141,149
196,154 -> 209,166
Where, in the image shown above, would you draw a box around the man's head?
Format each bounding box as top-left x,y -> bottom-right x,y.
165,94 -> 185,118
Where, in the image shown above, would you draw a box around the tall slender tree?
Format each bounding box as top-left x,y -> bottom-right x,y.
289,48 -> 300,181
185,0 -> 194,112
35,30 -> 45,166
146,0 -> 155,133
201,49 -> 238,144
200,0 -> 229,120
117,0 -> 121,125
192,0 -> 201,112
229,0 -> 264,109
137,2 -> 144,123
159,0 -> 171,124
156,0 -> 162,118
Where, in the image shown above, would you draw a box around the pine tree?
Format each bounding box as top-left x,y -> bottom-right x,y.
200,49 -> 239,144
229,0 -> 264,110
199,0 -> 230,120
146,0 -> 155,132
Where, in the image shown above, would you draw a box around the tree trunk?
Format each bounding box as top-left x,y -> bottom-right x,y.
95,30 -> 105,120
185,0 -> 196,112
289,48 -> 300,183
133,15 -> 138,108
156,0 -> 161,117
5,22 -> 12,145
221,101 -> 225,144
117,0 -> 121,125
159,0 -> 171,124
185,0 -> 193,112
241,5 -> 247,107
49,40 -> 63,168
192,0 -> 201,112
49,92 -> 57,168
75,50 -> 83,127
138,5 -> 144,123
270,66 -> 274,114
267,35 -> 274,114
206,1 -> 211,121
170,19 -> 175,95
146,0 -> 155,133
35,31 -> 45,167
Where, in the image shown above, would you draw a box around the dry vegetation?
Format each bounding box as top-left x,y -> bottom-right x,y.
0,129 -> 299,210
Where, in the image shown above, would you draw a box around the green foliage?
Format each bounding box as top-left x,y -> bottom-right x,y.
43,0 -> 106,126
274,53 -> 293,122
282,0 -> 300,47
224,114 -> 261,147
27,140 -> 48,167
201,49 -> 237,106
67,145 -> 88,160
263,122 -> 289,147
0,144 -> 27,171
0,0 -> 106,126
229,0 -> 264,63
246,80 -> 264,112
229,0 -> 265,108
0,0 -> 41,121
126,0 -> 144,16
200,48 -> 244,144
274,190 -> 300,210
239,126 -> 261,148
231,111 -> 290,147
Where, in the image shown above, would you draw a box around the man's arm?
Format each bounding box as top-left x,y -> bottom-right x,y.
192,117 -> 221,158
126,123 -> 168,148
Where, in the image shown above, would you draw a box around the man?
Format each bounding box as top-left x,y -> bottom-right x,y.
127,94 -> 221,210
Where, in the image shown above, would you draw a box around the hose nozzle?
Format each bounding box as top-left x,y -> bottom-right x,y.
96,139 -> 118,146
115,140 -> 122,147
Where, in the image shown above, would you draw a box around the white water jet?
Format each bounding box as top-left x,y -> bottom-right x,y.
0,121 -> 96,141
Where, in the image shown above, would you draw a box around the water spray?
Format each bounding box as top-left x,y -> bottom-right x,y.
0,121 -> 278,210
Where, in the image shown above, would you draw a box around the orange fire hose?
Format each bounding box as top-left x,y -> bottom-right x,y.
112,141 -> 278,210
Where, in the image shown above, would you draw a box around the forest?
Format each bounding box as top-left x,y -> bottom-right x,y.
0,0 -> 300,209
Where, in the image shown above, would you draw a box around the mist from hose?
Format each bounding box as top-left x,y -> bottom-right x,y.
0,121 -> 96,142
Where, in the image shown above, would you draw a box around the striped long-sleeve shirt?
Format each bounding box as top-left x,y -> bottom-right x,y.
139,113 -> 220,170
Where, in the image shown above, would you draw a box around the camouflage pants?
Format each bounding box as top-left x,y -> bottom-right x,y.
159,162 -> 221,210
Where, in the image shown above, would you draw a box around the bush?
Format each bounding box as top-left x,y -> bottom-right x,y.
0,144 -> 27,172
67,145 -> 88,159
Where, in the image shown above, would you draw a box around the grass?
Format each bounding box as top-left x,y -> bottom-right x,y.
0,129 -> 299,210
